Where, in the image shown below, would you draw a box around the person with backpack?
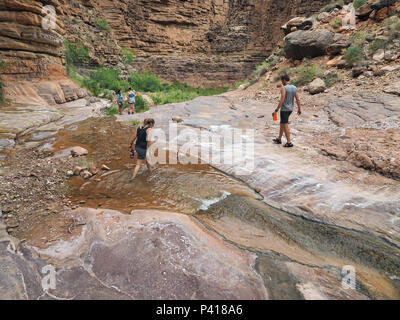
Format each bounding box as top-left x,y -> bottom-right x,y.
127,87 -> 136,115
116,89 -> 124,115
129,118 -> 155,180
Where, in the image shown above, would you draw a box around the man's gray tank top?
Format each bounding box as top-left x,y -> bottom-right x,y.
282,84 -> 297,112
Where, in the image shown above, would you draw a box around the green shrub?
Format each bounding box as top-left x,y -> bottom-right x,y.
121,48 -> 134,65
351,31 -> 367,46
320,0 -> 345,12
96,19 -> 111,32
65,41 -> 90,65
324,73 -> 339,87
102,89 -> 114,101
388,19 -> 400,39
91,67 -> 129,92
105,106 -> 119,116
129,72 -> 163,92
81,78 -> 102,96
353,0 -> 367,9
344,45 -> 364,65
369,38 -> 387,53
135,95 -> 150,113
131,120 -> 141,126
292,65 -> 322,86
330,19 -> 342,30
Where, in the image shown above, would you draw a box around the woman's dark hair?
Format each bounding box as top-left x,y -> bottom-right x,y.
129,87 -> 132,91
144,118 -> 155,126
117,89 -> 122,94
281,74 -> 290,82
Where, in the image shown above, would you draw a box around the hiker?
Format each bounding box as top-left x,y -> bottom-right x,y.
127,87 -> 136,115
129,118 -> 155,180
272,74 -> 302,148
116,89 -> 124,115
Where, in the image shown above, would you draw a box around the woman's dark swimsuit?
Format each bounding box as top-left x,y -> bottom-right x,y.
135,126 -> 149,160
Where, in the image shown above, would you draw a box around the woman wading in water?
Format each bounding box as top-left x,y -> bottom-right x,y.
129,118 -> 155,180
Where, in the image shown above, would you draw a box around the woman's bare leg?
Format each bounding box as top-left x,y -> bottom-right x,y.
132,159 -> 143,179
145,159 -> 152,172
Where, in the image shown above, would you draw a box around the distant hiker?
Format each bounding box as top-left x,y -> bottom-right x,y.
129,118 -> 155,180
127,87 -> 136,115
116,89 -> 124,115
272,74 -> 302,148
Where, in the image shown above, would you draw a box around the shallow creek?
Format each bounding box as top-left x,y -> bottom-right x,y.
46,116 -> 400,300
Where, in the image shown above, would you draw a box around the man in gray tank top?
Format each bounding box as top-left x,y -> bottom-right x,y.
272,74 -> 302,148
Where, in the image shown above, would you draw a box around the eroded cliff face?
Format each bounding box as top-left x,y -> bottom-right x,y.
0,0 -> 336,87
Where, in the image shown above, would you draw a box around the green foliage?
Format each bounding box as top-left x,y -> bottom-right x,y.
121,48 -> 134,65
131,120 -> 141,126
96,19 -> 111,32
344,45 -> 364,65
353,0 -> 367,9
369,38 -> 387,53
72,18 -> 78,24
129,72 -> 163,92
150,84 -> 228,105
65,41 -> 90,65
388,18 -> 400,40
91,67 -> 129,92
277,47 -> 285,57
68,66 -> 228,110
102,89 -> 114,101
324,73 -> 339,87
330,18 -> 342,29
351,31 -> 367,46
135,95 -> 150,112
292,65 -> 323,86
105,106 -> 119,116
320,0 -> 345,12
81,78 -> 102,97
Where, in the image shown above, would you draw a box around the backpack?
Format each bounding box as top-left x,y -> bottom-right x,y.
128,92 -> 135,104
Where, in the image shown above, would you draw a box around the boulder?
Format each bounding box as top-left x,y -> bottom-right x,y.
326,55 -> 343,68
317,12 -> 331,23
356,0 -> 397,20
307,78 -> 326,95
383,81 -> 400,96
326,34 -> 351,56
381,65 -> 400,72
71,146 -> 88,157
352,66 -> 366,78
73,166 -> 83,176
373,49 -> 385,61
89,166 -> 99,175
172,116 -> 183,123
281,17 -> 313,35
80,170 -> 93,179
284,29 -> 334,60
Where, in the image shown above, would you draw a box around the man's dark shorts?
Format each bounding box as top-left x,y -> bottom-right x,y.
280,111 -> 292,124
135,146 -> 147,160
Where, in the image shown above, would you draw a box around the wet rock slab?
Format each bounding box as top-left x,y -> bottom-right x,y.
16,208 -> 268,300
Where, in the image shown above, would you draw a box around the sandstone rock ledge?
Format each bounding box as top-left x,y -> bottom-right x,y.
1,208 -> 268,300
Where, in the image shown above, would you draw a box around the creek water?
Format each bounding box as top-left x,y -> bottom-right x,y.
47,116 -> 400,299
